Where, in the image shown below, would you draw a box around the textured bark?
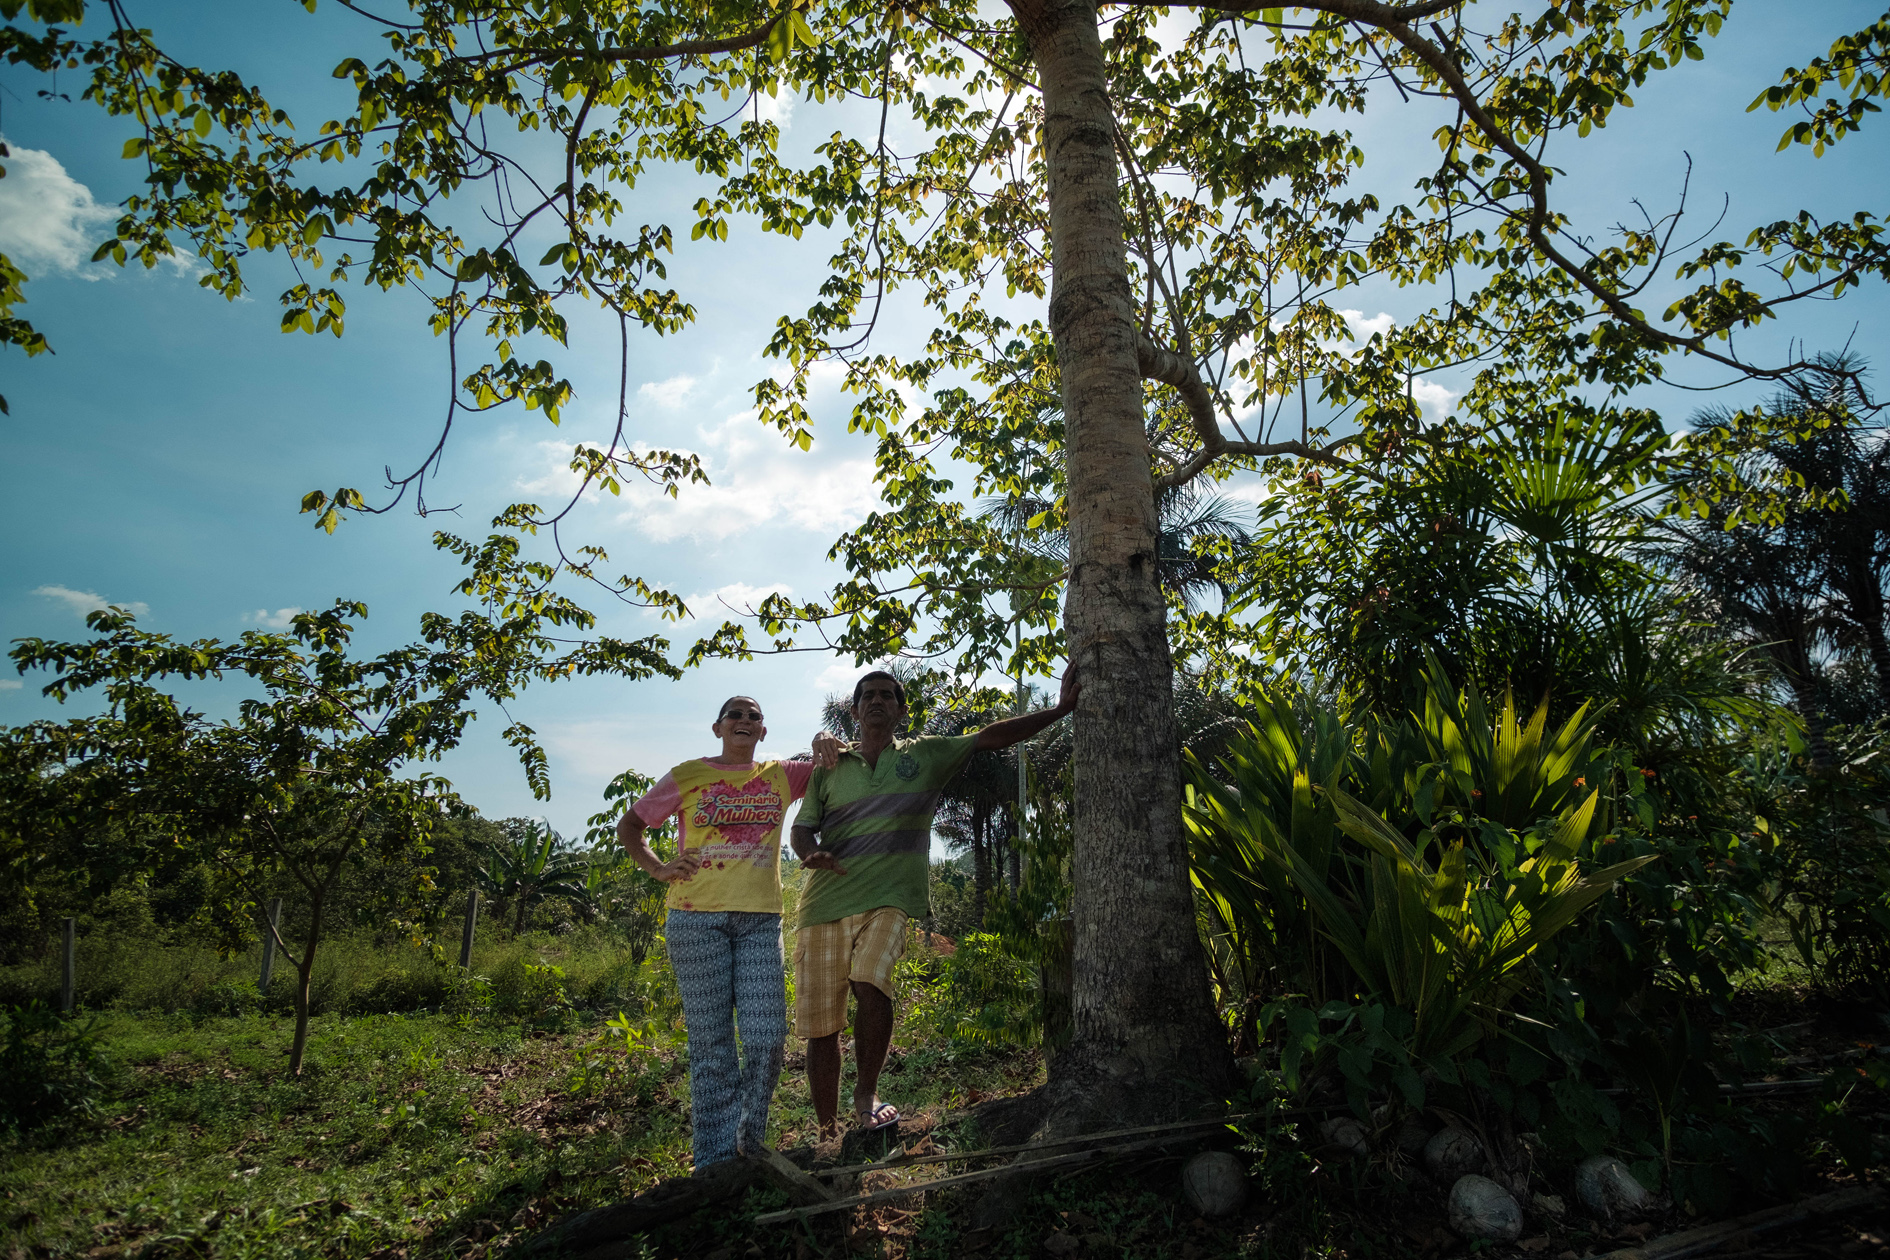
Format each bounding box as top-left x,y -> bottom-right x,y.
1013,0 -> 1232,1129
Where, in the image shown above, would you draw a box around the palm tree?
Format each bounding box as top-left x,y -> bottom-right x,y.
474,819 -> 591,934
1761,366 -> 1890,711
977,481 -> 1252,612
1661,357 -> 1890,756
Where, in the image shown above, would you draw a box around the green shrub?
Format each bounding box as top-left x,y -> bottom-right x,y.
1,1002 -> 111,1132
1185,666 -> 1644,1060
190,980 -> 262,1019
343,964 -> 451,1015
0,923 -> 674,1028
442,971 -> 494,1024
492,961 -> 574,1031
902,933 -> 1038,1048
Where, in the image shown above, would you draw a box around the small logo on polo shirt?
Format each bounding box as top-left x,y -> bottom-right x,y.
895,752 -> 921,780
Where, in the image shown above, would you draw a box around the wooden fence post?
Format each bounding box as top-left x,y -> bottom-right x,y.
60,917 -> 76,1014
258,897 -> 282,992
459,890 -> 480,970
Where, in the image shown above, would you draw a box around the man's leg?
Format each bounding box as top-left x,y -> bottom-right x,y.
807,1030 -> 844,1136
849,978 -> 895,1120
792,916 -> 853,1139
845,908 -> 908,1124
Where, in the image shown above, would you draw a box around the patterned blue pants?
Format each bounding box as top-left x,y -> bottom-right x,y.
664,910 -> 787,1168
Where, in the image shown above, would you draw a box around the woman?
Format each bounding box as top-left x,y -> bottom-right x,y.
617,695 -> 838,1169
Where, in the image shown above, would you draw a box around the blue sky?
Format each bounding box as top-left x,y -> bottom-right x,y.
2,1 -> 1885,840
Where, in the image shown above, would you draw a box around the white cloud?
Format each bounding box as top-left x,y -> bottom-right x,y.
32,584 -> 150,619
1216,473 -> 1274,505
812,657 -> 889,702
1410,377 -> 1461,423
684,581 -> 793,622
816,657 -> 865,695
244,607 -> 302,630
0,140 -> 115,274
539,719 -> 650,785
756,90 -> 795,132
616,410 -> 881,544
638,375 -> 696,408
516,438 -> 660,501
1338,309 -> 1396,342
0,679 -> 22,691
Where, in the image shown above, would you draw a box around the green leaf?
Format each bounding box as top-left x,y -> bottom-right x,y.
765,12 -> 793,63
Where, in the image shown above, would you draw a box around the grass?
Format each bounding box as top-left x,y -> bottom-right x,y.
0,931 -> 1051,1260
0,995 -> 1598,1260
0,924 -> 683,1020
7,926 -> 1883,1260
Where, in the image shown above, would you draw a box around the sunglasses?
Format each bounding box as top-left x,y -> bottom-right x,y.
720,709 -> 765,722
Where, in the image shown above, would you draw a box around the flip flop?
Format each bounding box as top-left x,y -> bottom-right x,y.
856,1100 -> 899,1132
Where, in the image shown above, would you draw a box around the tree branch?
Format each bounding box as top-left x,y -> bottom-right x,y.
1136,332 -> 1373,490
1167,0 -> 1464,21
1136,332 -> 1220,452
453,12 -> 785,68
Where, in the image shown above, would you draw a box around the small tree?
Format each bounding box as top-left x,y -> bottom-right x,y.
585,769 -> 672,965
10,539 -> 675,1072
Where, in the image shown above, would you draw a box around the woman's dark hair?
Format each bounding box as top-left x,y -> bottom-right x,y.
716,695 -> 763,721
850,671 -> 906,708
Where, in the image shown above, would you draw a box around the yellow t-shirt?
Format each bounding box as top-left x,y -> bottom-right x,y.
631,758 -> 809,914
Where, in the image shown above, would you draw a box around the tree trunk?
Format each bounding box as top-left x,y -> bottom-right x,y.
1767,628 -> 1833,770
971,808 -> 992,928
1827,545 -> 1890,713
1015,0 -> 1232,1130
1849,579 -> 1890,715
288,887 -> 325,1076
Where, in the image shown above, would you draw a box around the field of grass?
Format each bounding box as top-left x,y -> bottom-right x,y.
0,929 -> 1063,1260
7,924 -> 1883,1260
3,992 -> 1399,1260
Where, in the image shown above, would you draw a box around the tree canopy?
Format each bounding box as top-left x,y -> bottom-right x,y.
4,0 -> 1887,1124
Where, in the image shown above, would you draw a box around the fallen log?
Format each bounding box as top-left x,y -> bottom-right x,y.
1600,1184 -> 1882,1260
747,1146 -> 835,1207
807,1103 -> 1357,1180
807,1112 -> 1250,1179
526,1160 -> 761,1259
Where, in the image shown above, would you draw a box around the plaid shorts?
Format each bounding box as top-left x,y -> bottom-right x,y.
791,906 -> 908,1039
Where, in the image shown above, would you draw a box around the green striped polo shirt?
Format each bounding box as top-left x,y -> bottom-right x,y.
793,733 -> 978,927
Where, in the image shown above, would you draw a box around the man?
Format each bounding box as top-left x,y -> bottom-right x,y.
790,667 -> 1079,1135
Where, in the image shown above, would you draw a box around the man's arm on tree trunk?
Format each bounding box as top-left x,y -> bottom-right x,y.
974,669 -> 1081,752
